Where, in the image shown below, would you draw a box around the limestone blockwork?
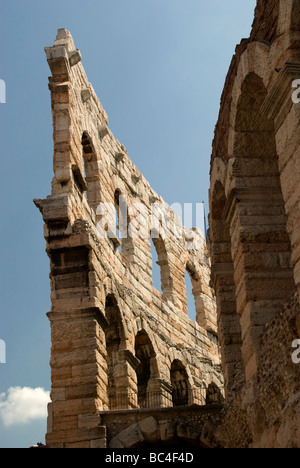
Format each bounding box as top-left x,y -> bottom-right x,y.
209,0 -> 300,448
36,0 -> 300,449
35,29 -> 222,448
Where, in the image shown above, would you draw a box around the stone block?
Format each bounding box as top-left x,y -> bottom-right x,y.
177,423 -> 200,440
47,426 -> 106,445
159,420 -> 177,441
90,438 -> 107,448
112,424 -> 144,449
78,413 -> 100,429
138,417 -> 160,443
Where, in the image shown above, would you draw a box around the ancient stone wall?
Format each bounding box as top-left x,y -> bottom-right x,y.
100,406 -> 223,448
209,0 -> 300,448
35,29 -> 222,448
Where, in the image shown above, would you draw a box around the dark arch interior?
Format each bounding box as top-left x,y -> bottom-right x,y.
105,294 -> 123,405
135,331 -> 156,408
185,268 -> 196,321
81,131 -> 95,158
171,360 -> 189,407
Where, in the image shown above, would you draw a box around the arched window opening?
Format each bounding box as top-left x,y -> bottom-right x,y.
185,269 -> 196,321
232,73 -> 296,379
113,190 -> 136,260
135,331 -> 156,408
113,190 -> 123,253
170,360 -> 189,407
210,180 -> 244,397
150,235 -> 173,299
150,238 -> 162,293
205,383 -> 224,406
105,295 -> 123,408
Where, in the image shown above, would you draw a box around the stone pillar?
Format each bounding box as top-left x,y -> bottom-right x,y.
212,262 -> 244,396
228,190 -> 295,381
146,378 -> 173,408
46,308 -> 108,448
109,350 -> 139,410
209,207 -> 244,397
262,62 -> 300,301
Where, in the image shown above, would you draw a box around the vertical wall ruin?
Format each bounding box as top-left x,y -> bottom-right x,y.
35,29 -> 222,448
209,0 -> 300,448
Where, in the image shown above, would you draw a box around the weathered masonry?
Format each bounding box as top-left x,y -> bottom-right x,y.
35,29 -> 223,449
209,0 -> 300,448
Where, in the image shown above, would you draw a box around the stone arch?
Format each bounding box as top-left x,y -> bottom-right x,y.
184,262 -> 199,321
104,293 -> 140,410
105,294 -> 128,409
185,259 -> 211,328
135,329 -> 161,408
210,157 -> 228,199
103,281 -> 133,345
229,71 -> 296,381
134,320 -> 160,359
133,320 -> 173,408
151,234 -> 174,299
209,179 -> 244,398
167,349 -> 197,404
170,360 -> 190,407
228,41 -> 271,151
105,294 -> 126,344
113,188 -> 136,260
109,415 -> 222,449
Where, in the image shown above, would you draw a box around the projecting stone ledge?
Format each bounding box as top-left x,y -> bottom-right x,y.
100,405 -> 224,449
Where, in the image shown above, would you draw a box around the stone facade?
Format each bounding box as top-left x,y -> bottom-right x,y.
35,29 -> 223,448
100,406 -> 223,449
209,0 -> 300,448
35,0 -> 300,450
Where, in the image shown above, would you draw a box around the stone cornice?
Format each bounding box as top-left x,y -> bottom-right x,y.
223,187 -> 286,227
261,61 -> 300,130
47,306 -> 109,330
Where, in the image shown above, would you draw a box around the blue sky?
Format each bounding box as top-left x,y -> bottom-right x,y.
0,0 -> 256,448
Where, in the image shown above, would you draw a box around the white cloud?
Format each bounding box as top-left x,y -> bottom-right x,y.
0,387 -> 50,427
